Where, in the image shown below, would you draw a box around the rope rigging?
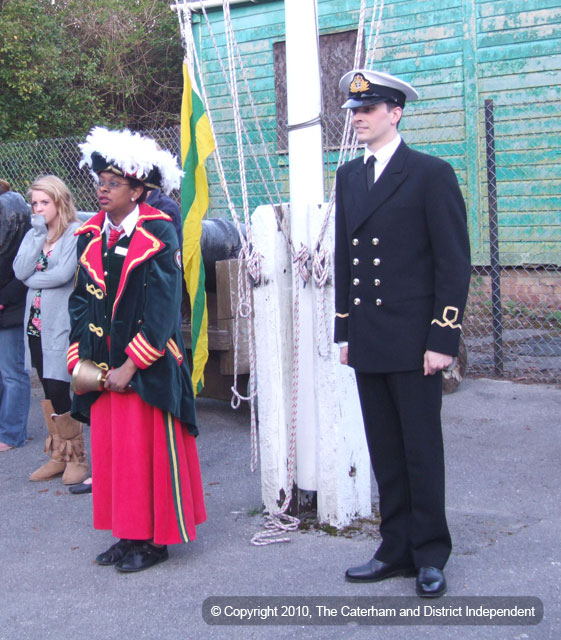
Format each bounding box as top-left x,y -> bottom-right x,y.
174,0 -> 385,545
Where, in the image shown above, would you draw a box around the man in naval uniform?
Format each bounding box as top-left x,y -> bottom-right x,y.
334,69 -> 471,597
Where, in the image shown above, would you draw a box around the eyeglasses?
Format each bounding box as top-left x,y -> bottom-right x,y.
97,180 -> 129,190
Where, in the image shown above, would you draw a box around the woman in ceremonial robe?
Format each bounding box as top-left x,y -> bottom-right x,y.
68,127 -> 206,572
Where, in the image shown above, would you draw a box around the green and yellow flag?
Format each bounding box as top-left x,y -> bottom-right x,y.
180,62 -> 215,395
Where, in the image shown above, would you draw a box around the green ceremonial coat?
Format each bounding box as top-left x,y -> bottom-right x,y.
67,203 -> 197,434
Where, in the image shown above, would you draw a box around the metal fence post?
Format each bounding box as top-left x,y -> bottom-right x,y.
484,99 -> 503,377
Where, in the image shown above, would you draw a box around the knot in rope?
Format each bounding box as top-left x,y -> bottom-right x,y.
293,244 -> 312,284
312,245 -> 330,288
245,248 -> 263,286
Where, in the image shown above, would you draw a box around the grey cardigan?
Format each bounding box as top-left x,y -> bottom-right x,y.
13,216 -> 80,382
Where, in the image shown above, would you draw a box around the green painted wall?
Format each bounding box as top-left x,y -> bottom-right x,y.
191,0 -> 561,265
475,0 -> 561,264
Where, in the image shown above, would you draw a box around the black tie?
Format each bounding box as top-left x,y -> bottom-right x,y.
366,155 -> 376,190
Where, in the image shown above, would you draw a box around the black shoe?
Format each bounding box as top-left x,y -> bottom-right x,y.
345,557 -> 415,583
69,481 -> 92,495
115,542 -> 169,573
416,566 -> 447,598
95,539 -> 136,566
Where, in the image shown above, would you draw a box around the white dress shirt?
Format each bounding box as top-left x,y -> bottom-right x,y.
364,134 -> 402,184
102,205 -> 139,243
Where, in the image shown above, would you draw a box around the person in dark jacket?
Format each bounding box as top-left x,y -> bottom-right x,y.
146,187 -> 182,249
68,127 -> 206,572
334,70 -> 471,598
0,182 -> 31,450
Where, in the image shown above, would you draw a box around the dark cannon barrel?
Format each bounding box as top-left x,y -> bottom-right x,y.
200,218 -> 245,292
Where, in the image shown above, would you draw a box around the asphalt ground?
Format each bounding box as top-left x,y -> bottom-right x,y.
0,376 -> 559,640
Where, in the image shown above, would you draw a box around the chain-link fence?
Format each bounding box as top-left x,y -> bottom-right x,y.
0,127 -> 182,212
462,99 -> 561,386
1,99 -> 559,384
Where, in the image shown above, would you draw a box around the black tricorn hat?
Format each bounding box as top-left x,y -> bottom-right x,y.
79,127 -> 183,194
90,152 -> 163,190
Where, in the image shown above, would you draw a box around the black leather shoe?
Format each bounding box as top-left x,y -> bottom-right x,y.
115,542 -> 168,573
416,566 -> 447,598
95,539 -> 136,566
345,557 -> 415,583
69,481 -> 92,495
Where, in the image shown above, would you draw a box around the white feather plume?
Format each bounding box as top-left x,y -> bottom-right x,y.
79,126 -> 183,194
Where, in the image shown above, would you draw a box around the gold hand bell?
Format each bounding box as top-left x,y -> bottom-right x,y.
71,359 -> 108,395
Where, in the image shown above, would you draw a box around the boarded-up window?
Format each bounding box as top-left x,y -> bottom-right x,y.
274,30 -> 364,152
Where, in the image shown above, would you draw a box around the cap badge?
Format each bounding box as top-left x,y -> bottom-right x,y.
350,73 -> 370,94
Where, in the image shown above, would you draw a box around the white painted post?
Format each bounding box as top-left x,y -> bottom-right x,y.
308,204 -> 371,526
285,0 -> 325,493
251,201 -> 371,526
251,1 -> 371,527
251,204 -> 293,513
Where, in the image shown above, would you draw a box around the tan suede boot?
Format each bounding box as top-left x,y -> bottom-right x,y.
54,413 -> 90,485
29,400 -> 66,481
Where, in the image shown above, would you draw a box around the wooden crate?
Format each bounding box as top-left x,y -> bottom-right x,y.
182,258 -> 251,400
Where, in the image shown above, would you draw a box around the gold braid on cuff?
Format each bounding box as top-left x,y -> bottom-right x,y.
431,305 -> 461,330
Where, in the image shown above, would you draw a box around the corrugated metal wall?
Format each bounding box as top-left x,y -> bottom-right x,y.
193,0 -> 561,266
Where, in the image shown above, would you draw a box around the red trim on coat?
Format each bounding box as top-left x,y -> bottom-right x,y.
67,342 -> 80,373
111,225 -> 164,319
75,204 -> 172,305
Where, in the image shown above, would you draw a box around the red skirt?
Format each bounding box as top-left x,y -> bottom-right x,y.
90,390 -> 206,545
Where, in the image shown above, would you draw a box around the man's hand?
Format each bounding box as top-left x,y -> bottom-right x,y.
104,358 -> 138,392
340,344 -> 349,365
423,350 -> 453,376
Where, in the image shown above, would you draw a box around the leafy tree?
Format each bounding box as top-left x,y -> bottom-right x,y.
0,0 -> 97,140
0,0 -> 184,141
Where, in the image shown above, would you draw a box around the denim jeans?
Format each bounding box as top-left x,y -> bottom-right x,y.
0,326 -> 31,447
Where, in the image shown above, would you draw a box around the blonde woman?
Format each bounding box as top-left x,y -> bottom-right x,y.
13,175 -> 89,485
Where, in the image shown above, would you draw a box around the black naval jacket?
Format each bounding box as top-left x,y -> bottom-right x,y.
67,204 -> 197,433
334,140 -> 471,373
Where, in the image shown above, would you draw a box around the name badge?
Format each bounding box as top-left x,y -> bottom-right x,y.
114,246 -> 128,257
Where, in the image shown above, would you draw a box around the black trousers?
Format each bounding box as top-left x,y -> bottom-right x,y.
28,334 -> 71,415
355,369 -> 451,570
